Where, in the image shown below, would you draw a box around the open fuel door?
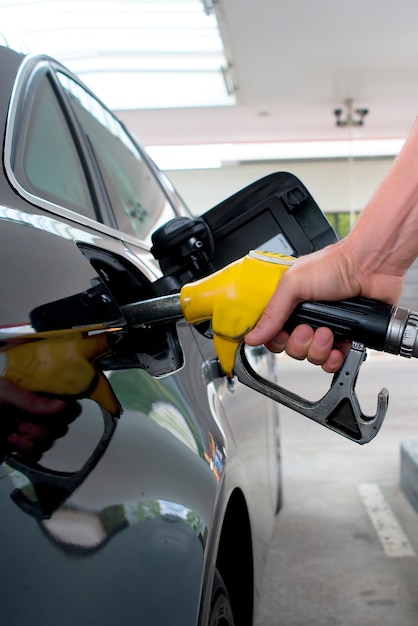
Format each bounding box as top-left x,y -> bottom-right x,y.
202,171 -> 338,269
150,172 -> 338,290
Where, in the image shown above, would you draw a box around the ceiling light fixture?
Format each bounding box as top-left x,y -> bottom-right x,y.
334,98 -> 369,127
146,138 -> 404,170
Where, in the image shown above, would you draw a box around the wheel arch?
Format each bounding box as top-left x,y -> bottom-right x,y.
215,488 -> 254,626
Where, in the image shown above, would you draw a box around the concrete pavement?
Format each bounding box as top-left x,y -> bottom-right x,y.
255,351 -> 418,626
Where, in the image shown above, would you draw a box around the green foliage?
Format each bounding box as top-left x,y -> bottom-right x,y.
326,211 -> 360,239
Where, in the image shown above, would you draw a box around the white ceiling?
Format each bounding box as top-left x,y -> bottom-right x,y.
2,0 -> 418,164
117,0 -> 418,155
1,0 -> 236,111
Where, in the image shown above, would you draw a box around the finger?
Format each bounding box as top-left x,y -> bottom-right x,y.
322,348 -> 346,373
16,421 -> 48,440
265,330 -> 289,353
246,268 -> 301,346
306,327 -> 335,366
7,431 -> 38,452
285,325 -> 315,360
245,298 -> 283,346
7,421 -> 49,455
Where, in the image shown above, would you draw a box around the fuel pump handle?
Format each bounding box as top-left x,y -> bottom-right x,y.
123,249 -> 418,444
5,250 -> 414,446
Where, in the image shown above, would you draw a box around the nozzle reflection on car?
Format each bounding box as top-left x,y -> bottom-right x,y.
0,380 -> 81,462
0,384 -> 118,520
0,325 -> 122,416
1,370 -> 217,555
0,317 -> 123,520
0,311 -> 225,540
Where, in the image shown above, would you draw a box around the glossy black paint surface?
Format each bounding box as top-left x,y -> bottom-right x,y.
0,46 -> 281,626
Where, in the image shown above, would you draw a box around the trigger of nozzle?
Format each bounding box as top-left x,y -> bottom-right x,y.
234,343 -> 389,444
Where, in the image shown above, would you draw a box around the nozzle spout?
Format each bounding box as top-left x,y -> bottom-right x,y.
120,293 -> 183,328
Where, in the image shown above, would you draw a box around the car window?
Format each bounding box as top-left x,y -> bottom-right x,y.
57,72 -> 176,243
14,72 -> 97,219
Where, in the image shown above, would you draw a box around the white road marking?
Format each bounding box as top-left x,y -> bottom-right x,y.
358,482 -> 415,558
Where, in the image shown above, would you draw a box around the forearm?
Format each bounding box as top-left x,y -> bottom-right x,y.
246,115 -> 418,374
348,115 -> 418,278
246,116 -> 418,352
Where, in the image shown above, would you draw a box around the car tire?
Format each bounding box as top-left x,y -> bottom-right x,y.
208,569 -> 235,626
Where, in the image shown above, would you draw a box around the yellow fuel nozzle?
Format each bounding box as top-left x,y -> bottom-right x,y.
2,326 -> 121,416
180,250 -> 295,377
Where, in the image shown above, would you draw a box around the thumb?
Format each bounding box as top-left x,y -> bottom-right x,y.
245,279 -> 298,346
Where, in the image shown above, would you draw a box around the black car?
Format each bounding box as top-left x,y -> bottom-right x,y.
0,44 -> 336,625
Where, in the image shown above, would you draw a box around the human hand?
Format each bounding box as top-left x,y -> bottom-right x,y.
0,379 -> 80,462
245,239 -> 405,372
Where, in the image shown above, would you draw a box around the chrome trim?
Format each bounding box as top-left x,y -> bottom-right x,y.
0,200 -> 160,284
401,311 -> 418,358
3,53 -> 152,251
384,305 -> 408,355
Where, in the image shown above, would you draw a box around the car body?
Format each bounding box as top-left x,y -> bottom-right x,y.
0,44 -> 285,626
0,44 -> 338,626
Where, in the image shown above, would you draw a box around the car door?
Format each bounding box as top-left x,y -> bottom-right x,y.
0,51 -> 233,626
51,62 -> 284,597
